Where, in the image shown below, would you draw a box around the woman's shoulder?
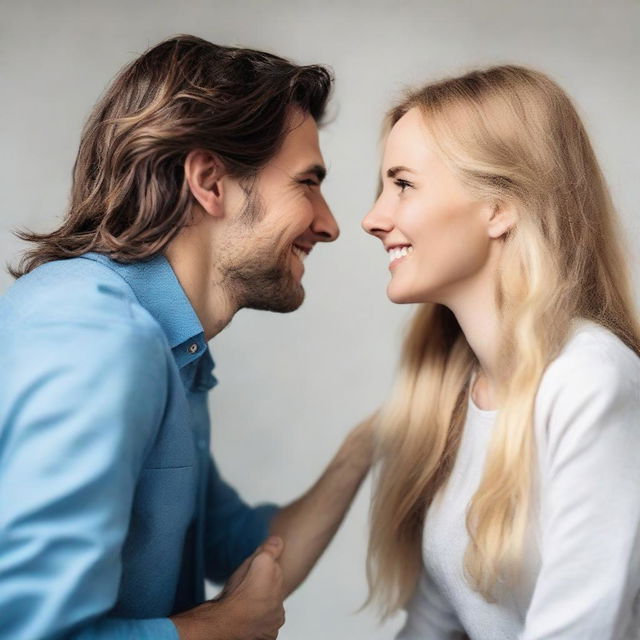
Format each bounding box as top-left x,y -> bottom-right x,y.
535,319 -> 640,435
544,318 -> 639,384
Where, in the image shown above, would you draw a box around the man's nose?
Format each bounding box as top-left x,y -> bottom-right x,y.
311,195 -> 340,242
362,197 -> 392,239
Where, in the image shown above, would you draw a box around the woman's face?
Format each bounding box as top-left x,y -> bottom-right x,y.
362,107 -> 495,305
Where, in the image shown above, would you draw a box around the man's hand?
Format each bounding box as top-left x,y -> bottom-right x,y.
170,537 -> 286,640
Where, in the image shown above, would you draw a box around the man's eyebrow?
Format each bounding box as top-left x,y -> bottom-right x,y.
386,165 -> 415,179
297,164 -> 327,183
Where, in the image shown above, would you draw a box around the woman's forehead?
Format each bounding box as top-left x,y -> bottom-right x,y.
383,108 -> 435,171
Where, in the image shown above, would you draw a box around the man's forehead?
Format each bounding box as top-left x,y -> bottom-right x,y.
277,112 -> 325,169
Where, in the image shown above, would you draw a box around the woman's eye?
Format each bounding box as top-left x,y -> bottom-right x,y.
394,179 -> 412,193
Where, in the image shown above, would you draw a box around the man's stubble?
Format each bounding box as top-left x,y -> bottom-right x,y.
218,186 -> 305,314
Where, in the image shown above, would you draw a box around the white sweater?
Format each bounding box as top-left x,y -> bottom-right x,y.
397,320 -> 640,640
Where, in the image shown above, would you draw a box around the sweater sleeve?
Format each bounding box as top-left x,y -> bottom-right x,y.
522,345 -> 640,640
397,569 -> 466,640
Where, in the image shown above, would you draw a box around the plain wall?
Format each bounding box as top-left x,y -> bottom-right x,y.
1,1 -> 639,638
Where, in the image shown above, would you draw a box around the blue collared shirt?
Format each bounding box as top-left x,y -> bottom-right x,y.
0,252 -> 278,639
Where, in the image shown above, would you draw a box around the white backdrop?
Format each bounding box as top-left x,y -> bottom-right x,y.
1,1 -> 639,638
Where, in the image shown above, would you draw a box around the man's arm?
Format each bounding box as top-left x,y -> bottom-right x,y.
203,457 -> 280,584
268,416 -> 375,597
0,314 -> 177,639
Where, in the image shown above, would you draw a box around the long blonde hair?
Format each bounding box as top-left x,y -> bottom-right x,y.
367,65 -> 640,616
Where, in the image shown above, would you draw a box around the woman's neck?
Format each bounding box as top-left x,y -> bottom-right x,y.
443,253 -> 503,410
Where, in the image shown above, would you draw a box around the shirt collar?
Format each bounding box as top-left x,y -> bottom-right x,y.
80,252 -> 208,369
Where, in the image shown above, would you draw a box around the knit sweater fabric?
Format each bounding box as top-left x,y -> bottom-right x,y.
397,320 -> 640,640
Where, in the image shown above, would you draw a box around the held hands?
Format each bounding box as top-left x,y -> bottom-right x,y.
170,536 -> 286,640
170,413 -> 378,640
221,536 -> 286,639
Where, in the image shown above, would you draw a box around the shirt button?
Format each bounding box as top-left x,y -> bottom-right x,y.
197,438 -> 207,451
188,343 -> 198,354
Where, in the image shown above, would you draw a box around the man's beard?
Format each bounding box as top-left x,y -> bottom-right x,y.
220,187 -> 305,313
223,243 -> 305,313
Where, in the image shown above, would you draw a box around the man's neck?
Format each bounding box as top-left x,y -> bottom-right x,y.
164,226 -> 238,341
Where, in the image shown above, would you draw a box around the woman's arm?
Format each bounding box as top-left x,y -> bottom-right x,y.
523,349 -> 640,639
268,416 -> 375,597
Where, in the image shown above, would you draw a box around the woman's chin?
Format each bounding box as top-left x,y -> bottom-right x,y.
387,283 -> 420,304
387,280 -> 438,305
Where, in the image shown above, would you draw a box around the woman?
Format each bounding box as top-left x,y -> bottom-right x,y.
362,65 -> 640,639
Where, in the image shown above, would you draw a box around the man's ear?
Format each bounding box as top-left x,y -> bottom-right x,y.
184,150 -> 227,218
487,200 -> 517,239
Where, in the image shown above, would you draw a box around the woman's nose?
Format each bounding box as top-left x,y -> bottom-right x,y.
362,198 -> 393,238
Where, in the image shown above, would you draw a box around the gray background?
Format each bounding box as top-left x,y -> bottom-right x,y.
1,1 -> 639,638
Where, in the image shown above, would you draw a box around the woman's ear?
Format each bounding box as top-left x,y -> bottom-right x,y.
184,150 -> 227,218
487,201 -> 517,239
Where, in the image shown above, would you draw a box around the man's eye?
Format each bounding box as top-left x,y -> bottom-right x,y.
394,179 -> 412,193
299,179 -> 319,188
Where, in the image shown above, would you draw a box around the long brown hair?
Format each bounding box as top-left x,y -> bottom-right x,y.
367,65 -> 640,616
9,35 -> 332,277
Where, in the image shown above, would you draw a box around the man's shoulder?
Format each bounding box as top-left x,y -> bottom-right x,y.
0,257 -> 166,346
0,258 -> 173,402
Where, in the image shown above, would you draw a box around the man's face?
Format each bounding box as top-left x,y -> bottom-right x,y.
219,110 -> 339,313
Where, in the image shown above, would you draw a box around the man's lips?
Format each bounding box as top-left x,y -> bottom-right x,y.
293,243 -> 313,255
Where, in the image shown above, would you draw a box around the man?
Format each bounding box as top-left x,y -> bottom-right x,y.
0,35 -> 372,639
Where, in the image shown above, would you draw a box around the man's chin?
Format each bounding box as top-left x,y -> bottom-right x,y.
245,285 -> 305,313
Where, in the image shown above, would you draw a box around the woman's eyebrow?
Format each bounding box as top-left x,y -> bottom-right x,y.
386,165 -> 415,178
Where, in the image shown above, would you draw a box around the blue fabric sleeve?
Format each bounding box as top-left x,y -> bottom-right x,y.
203,456 -> 280,583
0,316 -> 176,639
73,617 -> 178,639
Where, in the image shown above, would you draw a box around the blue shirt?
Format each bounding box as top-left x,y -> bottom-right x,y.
0,252 -> 278,639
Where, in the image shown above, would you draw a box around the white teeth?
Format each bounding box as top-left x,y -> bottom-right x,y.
388,245 -> 413,264
292,246 -> 307,262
